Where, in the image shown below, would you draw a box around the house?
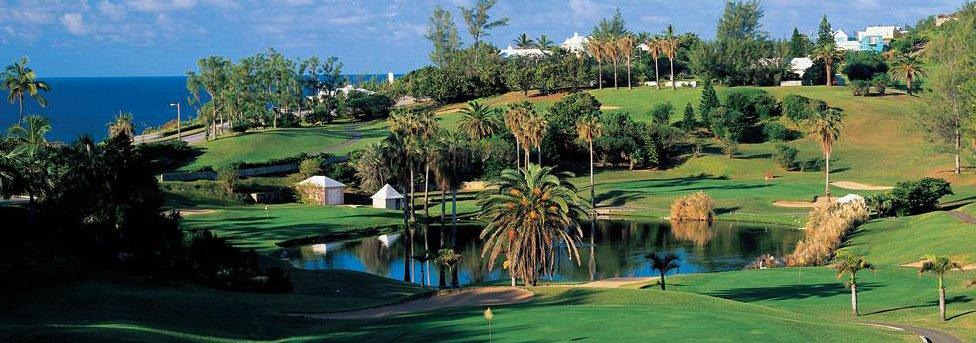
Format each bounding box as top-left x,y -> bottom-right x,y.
371,184 -> 404,210
834,26 -> 902,52
296,176 -> 346,205
498,45 -> 549,59
561,32 -> 589,53
330,85 -> 375,97
789,57 -> 814,77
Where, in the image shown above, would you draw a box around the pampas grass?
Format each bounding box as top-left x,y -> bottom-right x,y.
670,192 -> 714,222
788,199 -> 869,266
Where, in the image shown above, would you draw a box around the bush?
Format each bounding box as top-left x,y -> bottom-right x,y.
841,51 -> 888,81
871,74 -> 889,95
217,166 -> 239,194
649,102 -> 674,126
670,192 -> 714,222
772,143 -> 798,171
298,158 -> 322,179
880,177 -> 953,216
782,94 -> 826,123
763,122 -> 799,141
788,199 -> 869,266
230,122 -> 250,133
346,91 -> 393,119
752,93 -> 781,119
307,100 -> 337,124
850,80 -> 871,96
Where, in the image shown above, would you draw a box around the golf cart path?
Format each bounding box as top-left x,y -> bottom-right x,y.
302,287 -> 533,319
317,123 -> 364,155
870,323 -> 962,343
947,210 -> 976,224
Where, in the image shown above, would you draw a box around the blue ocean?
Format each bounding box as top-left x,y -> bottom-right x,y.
0,74 -> 394,142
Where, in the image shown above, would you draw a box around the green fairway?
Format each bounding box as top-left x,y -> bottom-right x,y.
181,204 -> 405,250
841,208 -> 976,265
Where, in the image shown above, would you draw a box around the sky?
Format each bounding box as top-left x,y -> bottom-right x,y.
0,0 -> 966,77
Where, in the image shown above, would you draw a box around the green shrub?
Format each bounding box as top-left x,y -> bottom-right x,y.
217,166 -> 239,194
752,93 -> 781,119
782,94 -> 825,123
849,80 -> 871,96
679,103 -> 697,130
298,158 -> 322,179
871,74 -> 889,95
772,143 -> 798,171
886,177 -> 953,216
763,122 -> 799,141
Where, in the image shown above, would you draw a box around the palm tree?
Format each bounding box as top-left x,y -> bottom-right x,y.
576,115 -> 603,211
918,255 -> 965,321
3,57 -> 51,121
412,250 -> 431,287
616,36 -> 635,89
108,112 -> 135,140
646,252 -> 680,290
458,101 -> 500,141
382,133 -> 414,283
536,34 -> 554,50
586,40 -> 605,89
504,102 -> 532,168
647,38 -> 663,90
436,248 -> 464,288
523,110 -> 548,166
807,108 -> 843,198
7,115 -> 51,211
353,142 -> 390,194
479,164 -> 586,286
662,25 -> 680,90
513,33 -> 534,48
432,130 -> 475,285
888,53 -> 925,96
830,252 -> 875,316
603,38 -> 620,88
811,43 -> 844,87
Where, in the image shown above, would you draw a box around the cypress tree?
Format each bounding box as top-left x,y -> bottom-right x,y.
817,15 -> 834,47
681,103 -> 697,130
699,81 -> 719,127
788,27 -> 811,58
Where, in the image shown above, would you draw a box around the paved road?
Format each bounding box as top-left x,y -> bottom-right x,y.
883,324 -> 961,343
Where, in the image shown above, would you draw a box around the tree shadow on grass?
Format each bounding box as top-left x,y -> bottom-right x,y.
860,295 -> 973,317
704,282 -> 879,302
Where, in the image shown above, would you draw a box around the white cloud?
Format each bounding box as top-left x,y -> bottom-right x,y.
126,0 -> 198,12
98,1 -> 127,21
61,13 -> 87,35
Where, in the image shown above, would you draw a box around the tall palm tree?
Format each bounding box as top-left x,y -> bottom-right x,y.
480,164 -> 586,286
662,25 -> 680,90
536,34 -> 554,50
523,110 -> 547,165
830,252 -> 875,316
646,252 -> 680,290
807,108 -> 843,198
918,255 -> 965,321
888,53 -> 926,96
7,115 -> 50,211
616,36 -> 635,89
3,57 -> 51,121
603,38 -> 620,88
576,115 -> 603,211
108,112 -> 135,140
647,37 -> 663,90
458,101 -> 500,141
586,40 -> 605,89
432,130 -> 475,285
811,43 -> 844,87
382,133 -> 414,283
513,33 -> 534,48
504,102 -> 532,168
353,142 -> 390,194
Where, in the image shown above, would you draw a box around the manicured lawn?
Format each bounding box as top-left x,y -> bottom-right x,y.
841,207 -> 976,265
181,204 -> 405,250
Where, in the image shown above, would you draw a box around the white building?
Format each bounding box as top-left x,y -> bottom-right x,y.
790,57 -> 814,77
857,26 -> 901,42
371,184 -> 404,210
561,32 -> 589,53
498,45 -> 549,58
330,85 -> 375,97
833,30 -> 862,51
297,176 -> 346,205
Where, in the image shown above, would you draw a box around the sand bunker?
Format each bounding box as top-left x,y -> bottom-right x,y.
831,181 -> 893,191
900,261 -> 976,271
304,287 -> 533,319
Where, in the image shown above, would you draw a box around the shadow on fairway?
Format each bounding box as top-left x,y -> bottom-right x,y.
703,282 -> 879,302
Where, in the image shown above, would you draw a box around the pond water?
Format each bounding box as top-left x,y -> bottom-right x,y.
283,219 -> 803,286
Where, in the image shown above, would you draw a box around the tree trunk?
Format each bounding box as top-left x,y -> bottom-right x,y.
955,121 -> 961,174
423,163 -> 431,287
409,167 -> 416,221
826,63 -> 833,87
824,151 -> 831,197
612,60 -> 619,89
670,58 -> 676,90
451,189 -> 459,288
627,58 -> 632,89
907,74 -> 913,96
18,96 -> 24,122
401,183 -> 412,283
515,139 -> 521,167
851,283 -> 859,316
939,279 -> 946,321
439,189 -> 446,288
659,272 -> 666,290
536,144 -> 541,165
654,57 -> 660,90
597,60 -> 603,89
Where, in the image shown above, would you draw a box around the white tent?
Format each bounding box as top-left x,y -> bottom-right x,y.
298,176 -> 346,205
371,184 -> 404,210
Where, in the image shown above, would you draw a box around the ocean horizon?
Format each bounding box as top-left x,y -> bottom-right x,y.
0,74 -> 397,142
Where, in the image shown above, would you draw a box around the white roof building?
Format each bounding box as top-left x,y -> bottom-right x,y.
857,26 -> 901,42
498,45 -> 549,58
298,176 -> 346,205
299,176 -> 345,188
790,57 -> 814,77
561,32 -> 589,53
371,184 -> 404,210
836,194 -> 865,205
330,85 -> 375,97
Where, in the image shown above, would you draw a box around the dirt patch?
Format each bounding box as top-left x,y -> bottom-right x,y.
831,181 -> 893,191
572,277 -> 658,288
302,287 -> 533,319
462,181 -> 496,191
900,261 -> 976,270
179,209 -> 218,216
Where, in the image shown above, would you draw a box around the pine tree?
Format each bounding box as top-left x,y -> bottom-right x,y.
817,15 -> 833,48
680,103 -> 697,130
699,80 -> 719,128
788,27 -> 811,58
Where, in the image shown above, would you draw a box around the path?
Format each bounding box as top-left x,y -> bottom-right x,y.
571,277 -> 658,288
871,323 -> 962,343
947,210 -> 976,224
317,123 -> 364,155
301,287 -> 533,319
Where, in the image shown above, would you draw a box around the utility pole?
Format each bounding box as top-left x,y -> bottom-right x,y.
169,102 -> 181,140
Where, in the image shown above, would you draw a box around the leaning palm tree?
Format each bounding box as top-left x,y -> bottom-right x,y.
513,33 -> 534,48
646,37 -> 663,90
616,36 -> 635,89
479,164 -> 587,286
586,40 -> 605,89
3,56 -> 51,121
830,252 -> 875,316
108,112 -> 135,140
918,255 -> 965,321
662,25 -> 680,90
436,248 -> 464,289
458,101 -> 500,141
811,43 -> 844,87
807,108 -> 843,198
888,53 -> 926,96
646,252 -> 680,290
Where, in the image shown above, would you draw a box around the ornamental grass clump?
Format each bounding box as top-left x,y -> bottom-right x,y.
669,192 -> 714,222
788,199 -> 869,266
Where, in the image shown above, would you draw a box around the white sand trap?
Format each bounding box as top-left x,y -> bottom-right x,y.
831,181 -> 893,191
600,105 -> 621,110
900,261 -> 976,271
772,201 -> 817,208
305,287 -> 533,319
573,277 -> 658,288
179,209 -> 218,216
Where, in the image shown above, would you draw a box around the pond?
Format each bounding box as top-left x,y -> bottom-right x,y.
283,219 -> 804,286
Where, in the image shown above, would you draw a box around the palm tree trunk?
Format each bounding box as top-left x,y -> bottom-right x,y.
439,189 -> 447,288
536,144 -> 541,165
589,139 -> 597,281
613,60 -> 619,89
851,283 -> 858,316
826,63 -> 833,87
670,58 -> 676,90
401,183 -> 412,283
423,163 -> 431,286
659,271 -> 666,290
18,96 -> 24,122
451,189 -> 459,288
597,60 -> 603,89
824,151 -> 831,197
515,139 -> 521,167
939,279 -> 946,321
409,167 -> 416,221
907,74 -> 913,96
627,58 -> 632,89
654,57 -> 660,90
955,124 -> 962,174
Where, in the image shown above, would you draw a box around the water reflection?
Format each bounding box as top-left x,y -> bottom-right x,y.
285,219 -> 803,286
